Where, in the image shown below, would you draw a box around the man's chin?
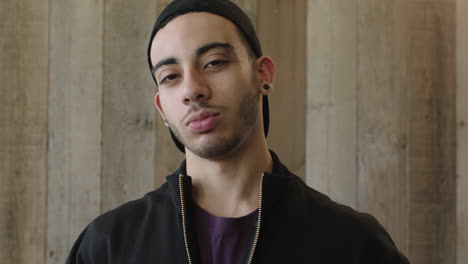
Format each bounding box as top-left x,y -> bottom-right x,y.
184,135 -> 242,160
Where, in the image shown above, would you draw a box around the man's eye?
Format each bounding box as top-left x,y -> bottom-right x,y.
159,74 -> 179,84
205,60 -> 227,69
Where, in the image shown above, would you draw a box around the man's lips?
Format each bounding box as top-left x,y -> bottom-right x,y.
186,110 -> 221,133
185,110 -> 220,125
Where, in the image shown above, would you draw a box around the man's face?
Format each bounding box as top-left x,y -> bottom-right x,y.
150,12 -> 262,159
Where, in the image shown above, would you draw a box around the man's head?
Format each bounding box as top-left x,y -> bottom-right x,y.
147,0 -> 275,157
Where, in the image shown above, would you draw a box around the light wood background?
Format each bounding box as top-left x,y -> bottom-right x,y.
457,0 -> 468,262
0,1 -> 464,263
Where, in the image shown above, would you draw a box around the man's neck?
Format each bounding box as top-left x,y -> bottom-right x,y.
185,133 -> 272,218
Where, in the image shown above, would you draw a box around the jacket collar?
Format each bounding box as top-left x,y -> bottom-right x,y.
165,150 -> 291,212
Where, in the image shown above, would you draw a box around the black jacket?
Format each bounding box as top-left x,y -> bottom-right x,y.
67,151 -> 410,264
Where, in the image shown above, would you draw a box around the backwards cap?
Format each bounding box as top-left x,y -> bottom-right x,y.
147,0 -> 269,153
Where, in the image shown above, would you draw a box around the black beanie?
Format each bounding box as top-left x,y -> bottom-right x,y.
147,0 -> 269,153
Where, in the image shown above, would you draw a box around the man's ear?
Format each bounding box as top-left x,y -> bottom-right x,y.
256,56 -> 276,95
154,93 -> 166,122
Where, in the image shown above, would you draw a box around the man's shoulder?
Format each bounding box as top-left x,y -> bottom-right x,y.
263,167 -> 407,262
269,159 -> 370,222
89,182 -> 174,234
66,182 -> 182,263
275,169 -> 409,262
283,171 -> 386,233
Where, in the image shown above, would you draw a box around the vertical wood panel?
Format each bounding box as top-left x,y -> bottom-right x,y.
101,0 -> 158,211
306,0 -> 358,207
357,0 -> 408,253
47,0 -> 103,263
407,1 -> 457,263
257,0 -> 307,178
0,0 -> 48,263
457,0 -> 468,262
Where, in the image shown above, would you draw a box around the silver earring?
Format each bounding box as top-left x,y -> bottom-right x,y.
164,119 -> 169,126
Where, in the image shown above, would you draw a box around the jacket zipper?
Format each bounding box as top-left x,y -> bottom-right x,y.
247,173 -> 264,264
179,174 -> 192,264
178,173 -> 264,264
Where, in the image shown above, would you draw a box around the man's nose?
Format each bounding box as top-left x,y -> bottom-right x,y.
182,68 -> 211,104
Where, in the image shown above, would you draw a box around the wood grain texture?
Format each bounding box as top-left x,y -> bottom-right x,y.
47,0 -> 103,262
357,0 -> 408,253
457,0 -> 468,262
101,0 -> 158,211
0,0 -> 48,263
407,1 -> 457,263
257,0 -> 307,178
306,0 -> 358,207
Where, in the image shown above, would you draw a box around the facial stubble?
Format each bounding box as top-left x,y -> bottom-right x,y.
168,85 -> 260,159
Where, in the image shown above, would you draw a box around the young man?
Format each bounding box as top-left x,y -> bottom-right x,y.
67,0 -> 410,263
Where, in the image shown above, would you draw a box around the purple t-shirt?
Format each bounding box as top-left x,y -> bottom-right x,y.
193,203 -> 258,264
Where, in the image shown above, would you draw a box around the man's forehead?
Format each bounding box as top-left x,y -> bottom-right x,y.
150,12 -> 241,62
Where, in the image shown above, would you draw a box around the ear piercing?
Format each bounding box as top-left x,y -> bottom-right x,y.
263,83 -> 270,90
164,119 -> 169,126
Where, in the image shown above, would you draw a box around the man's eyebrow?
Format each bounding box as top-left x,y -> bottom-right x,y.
196,42 -> 234,56
152,57 -> 178,76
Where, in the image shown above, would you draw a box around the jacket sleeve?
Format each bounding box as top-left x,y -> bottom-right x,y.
66,223 -> 110,264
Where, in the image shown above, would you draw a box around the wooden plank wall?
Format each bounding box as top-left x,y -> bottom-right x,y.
307,0 -> 458,263
0,1 -> 49,264
407,1 -> 456,263
357,0 -> 409,252
101,0 -> 157,212
257,0 -> 307,178
306,0 -> 358,206
47,0 -> 103,263
457,0 -> 468,263
0,1 -> 464,263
